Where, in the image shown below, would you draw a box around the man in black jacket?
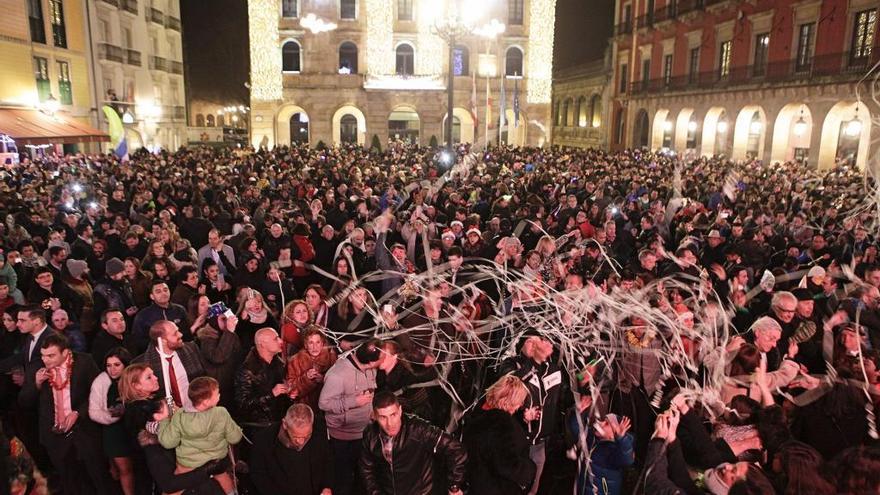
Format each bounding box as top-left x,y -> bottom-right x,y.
250,404 -> 333,495
498,332 -> 564,495
91,309 -> 139,366
359,391 -> 466,495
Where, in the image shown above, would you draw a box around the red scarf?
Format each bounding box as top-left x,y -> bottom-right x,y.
48,353 -> 74,428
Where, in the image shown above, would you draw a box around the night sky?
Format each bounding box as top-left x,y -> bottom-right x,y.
180,0 -> 614,104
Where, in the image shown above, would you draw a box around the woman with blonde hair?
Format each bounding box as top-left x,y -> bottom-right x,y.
462,375 -> 536,495
235,288 -> 278,352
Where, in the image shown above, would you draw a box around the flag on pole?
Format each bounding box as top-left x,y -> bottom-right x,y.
499,75 -> 506,134
486,78 -> 493,129
470,72 -> 478,128
102,105 -> 129,162
513,73 -> 520,129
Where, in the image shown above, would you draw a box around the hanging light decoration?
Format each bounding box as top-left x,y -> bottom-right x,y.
845,109 -> 863,137
793,106 -> 807,137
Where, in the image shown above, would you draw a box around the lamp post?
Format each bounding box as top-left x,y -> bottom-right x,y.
433,5 -> 478,156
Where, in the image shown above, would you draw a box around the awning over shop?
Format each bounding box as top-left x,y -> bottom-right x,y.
0,107 -> 109,145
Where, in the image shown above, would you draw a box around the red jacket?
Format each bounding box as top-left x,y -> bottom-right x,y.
292,235 -> 315,277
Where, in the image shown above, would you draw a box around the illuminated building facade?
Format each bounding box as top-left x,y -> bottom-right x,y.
609,0 -> 879,170
87,0 -> 188,150
551,58 -> 612,149
247,0 -> 557,148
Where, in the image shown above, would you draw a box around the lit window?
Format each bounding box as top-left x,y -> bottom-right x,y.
453,45 -> 469,76
851,9 -> 877,65
719,40 -> 731,77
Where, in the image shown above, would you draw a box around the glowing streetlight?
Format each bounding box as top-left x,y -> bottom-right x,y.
663,120 -> 673,132
301,13 -> 337,34
750,120 -> 762,134
846,108 -> 863,137
687,121 -> 698,132
42,94 -> 60,115
717,121 -> 728,133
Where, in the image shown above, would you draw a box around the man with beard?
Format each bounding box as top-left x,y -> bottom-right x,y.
133,320 -> 205,410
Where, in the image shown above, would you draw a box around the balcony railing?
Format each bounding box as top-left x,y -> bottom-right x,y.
169,60 -> 183,74
172,106 -> 185,120
633,0 -> 714,29
148,7 -> 164,24
615,21 -> 633,36
165,15 -> 181,31
103,100 -> 135,120
627,51 -> 880,96
98,43 -> 125,63
98,0 -> 120,7
149,55 -> 169,71
121,0 -> 138,14
126,48 -> 141,66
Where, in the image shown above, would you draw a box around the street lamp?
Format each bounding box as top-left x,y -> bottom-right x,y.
432,3 -> 480,156
845,107 -> 863,137
300,13 -> 337,34
41,94 -> 60,116
793,106 -> 807,137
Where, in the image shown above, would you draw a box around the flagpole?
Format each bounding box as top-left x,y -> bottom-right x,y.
485,74 -> 490,150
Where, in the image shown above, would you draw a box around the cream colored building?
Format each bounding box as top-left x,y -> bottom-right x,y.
0,0 -> 106,152
247,0 -> 558,149
550,57 -> 612,149
87,0 -> 187,150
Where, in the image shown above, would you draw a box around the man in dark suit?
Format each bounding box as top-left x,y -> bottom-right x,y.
134,320 -> 205,410
0,306 -> 56,473
18,333 -> 118,494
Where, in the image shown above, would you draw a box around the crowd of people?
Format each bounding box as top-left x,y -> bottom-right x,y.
0,141 -> 879,495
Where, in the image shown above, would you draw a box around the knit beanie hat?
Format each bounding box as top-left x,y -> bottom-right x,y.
66,259 -> 88,279
105,257 -> 125,277
703,467 -> 730,495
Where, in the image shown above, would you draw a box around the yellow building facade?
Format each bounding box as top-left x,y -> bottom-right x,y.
0,0 -> 104,151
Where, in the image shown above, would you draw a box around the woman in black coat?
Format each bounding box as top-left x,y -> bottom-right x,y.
119,363 -> 226,495
461,375 -> 536,495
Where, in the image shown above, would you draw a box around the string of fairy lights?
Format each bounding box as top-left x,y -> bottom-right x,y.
247,0 -> 557,104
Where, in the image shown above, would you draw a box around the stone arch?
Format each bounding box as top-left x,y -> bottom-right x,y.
388,105 -> 420,144
674,108 -> 695,151
701,106 -> 728,157
818,101 -> 872,170
732,105 -> 767,160
331,105 -> 367,146
651,108 -> 671,150
770,103 -> 813,164
276,104 -> 310,146
442,107 -> 475,144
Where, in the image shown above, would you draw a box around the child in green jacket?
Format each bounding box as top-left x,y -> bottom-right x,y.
158,376 -> 242,494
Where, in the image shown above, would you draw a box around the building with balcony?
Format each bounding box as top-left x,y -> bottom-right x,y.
609,0 -> 878,170
247,0 -> 557,148
550,57 -> 612,149
0,0 -> 108,153
88,0 -> 187,150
